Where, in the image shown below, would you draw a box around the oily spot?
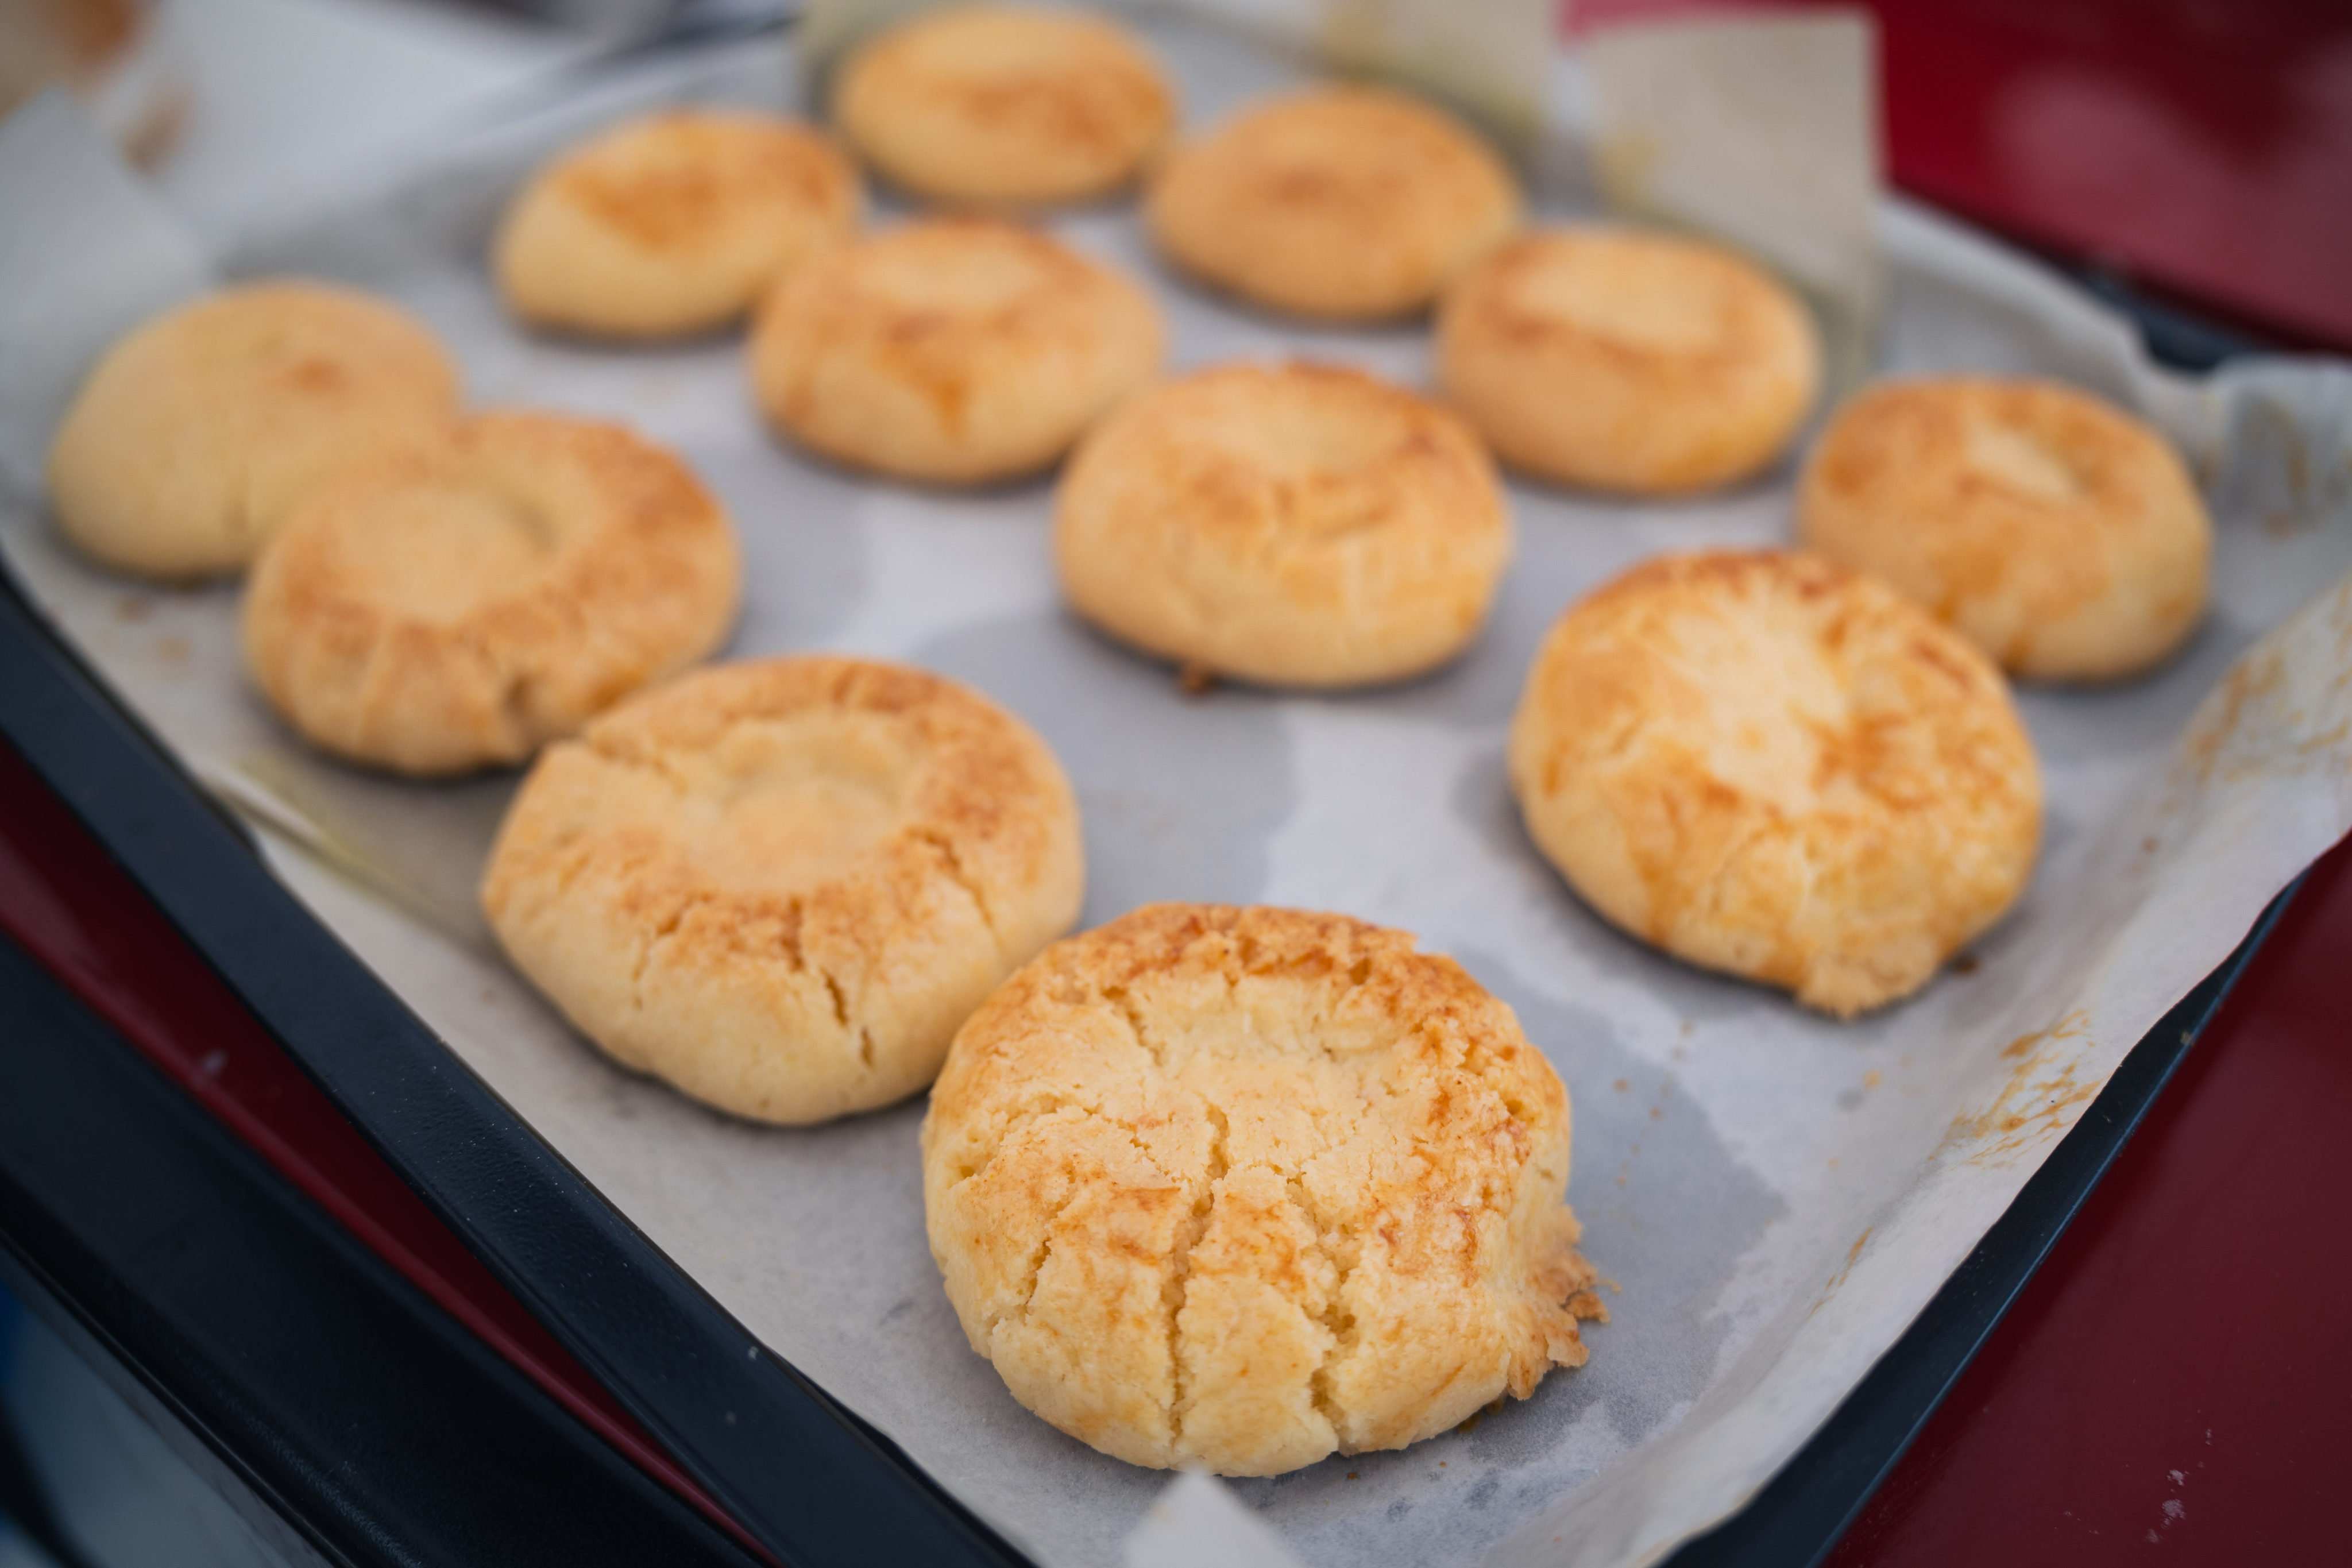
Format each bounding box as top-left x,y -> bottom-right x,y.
1942,1009 -> 2098,1164
1807,1227 -> 1874,1315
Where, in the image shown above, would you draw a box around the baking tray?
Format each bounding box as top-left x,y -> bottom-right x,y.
2,10 -> 2347,1567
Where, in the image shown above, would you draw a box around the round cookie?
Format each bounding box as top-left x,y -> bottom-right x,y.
1055,361 -> 1513,687
922,903 -> 1603,1476
481,656 -> 1084,1125
242,411 -> 741,776
46,281 -> 459,578
1797,377 -> 2212,682
493,109 -> 861,341
833,4 -> 1175,207
1145,86 -> 1519,322
1436,227 -> 1820,495
749,217 -> 1163,484
1509,551 -> 2041,1018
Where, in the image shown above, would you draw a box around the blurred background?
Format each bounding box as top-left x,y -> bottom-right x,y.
4,0 -> 2347,354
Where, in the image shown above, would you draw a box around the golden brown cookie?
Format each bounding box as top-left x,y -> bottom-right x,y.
1436,227 -> 1821,495
1055,361 -> 1513,687
1145,86 -> 1520,322
1509,551 -> 2041,1017
242,411 -> 741,776
832,4 -> 1175,207
481,656 -> 1084,1124
47,281 -> 459,578
748,217 -> 1163,484
493,109 -> 861,340
1796,377 -> 2212,682
922,903 -> 1602,1476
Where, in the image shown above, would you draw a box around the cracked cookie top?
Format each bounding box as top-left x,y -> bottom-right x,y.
748,217 -> 1165,485
480,655 -> 1084,1124
1053,361 -> 1514,689
1509,550 -> 2042,1018
1145,86 -> 1521,323
833,4 -> 1175,208
242,410 -> 742,777
1436,226 -> 1821,496
1798,376 -> 2211,681
48,280 -> 460,578
493,109 -> 862,341
921,902 -> 1601,1476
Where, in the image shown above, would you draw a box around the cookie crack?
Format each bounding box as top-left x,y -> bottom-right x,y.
945,1091 -> 1179,1196
1292,1178 -> 1359,1448
1100,983 -> 1170,1072
628,897 -> 699,1004
1165,1100 -> 1226,1459
912,825 -> 999,951
1000,1176 -> 1088,1337
580,727 -> 699,797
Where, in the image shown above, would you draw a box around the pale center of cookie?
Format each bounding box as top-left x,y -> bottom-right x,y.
1669,600 -> 1858,817
349,479 -> 561,622
859,234 -> 1059,314
1515,248 -> 1731,356
562,121 -> 833,250
671,715 -> 917,896
1173,375 -> 1437,543
1961,418 -> 2083,504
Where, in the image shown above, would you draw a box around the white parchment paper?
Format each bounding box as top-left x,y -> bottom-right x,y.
2,20 -> 2349,1568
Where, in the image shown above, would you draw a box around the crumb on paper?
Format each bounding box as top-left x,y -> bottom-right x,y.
1177,661 -> 1218,696
1809,1227 -> 1872,1313
2180,646 -> 2287,785
1945,1016 -> 2101,1164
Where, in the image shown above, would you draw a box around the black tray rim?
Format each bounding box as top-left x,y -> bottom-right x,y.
0,13 -> 2296,1549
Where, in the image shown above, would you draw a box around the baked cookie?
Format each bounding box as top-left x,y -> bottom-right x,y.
1509,551 -> 2041,1017
47,281 -> 459,578
1145,86 -> 1519,322
493,109 -> 861,340
833,4 -> 1174,207
1797,377 -> 2212,682
243,411 -> 741,776
749,217 -> 1163,484
481,656 -> 1084,1125
922,903 -> 1602,1476
1436,227 -> 1820,495
1055,361 -> 1513,687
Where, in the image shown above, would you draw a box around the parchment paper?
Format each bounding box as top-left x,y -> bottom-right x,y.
2,18 -> 2349,1568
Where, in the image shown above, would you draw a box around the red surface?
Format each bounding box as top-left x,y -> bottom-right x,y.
1568,0 -> 2352,352
0,737 -> 772,1566
1832,829 -> 2352,1566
